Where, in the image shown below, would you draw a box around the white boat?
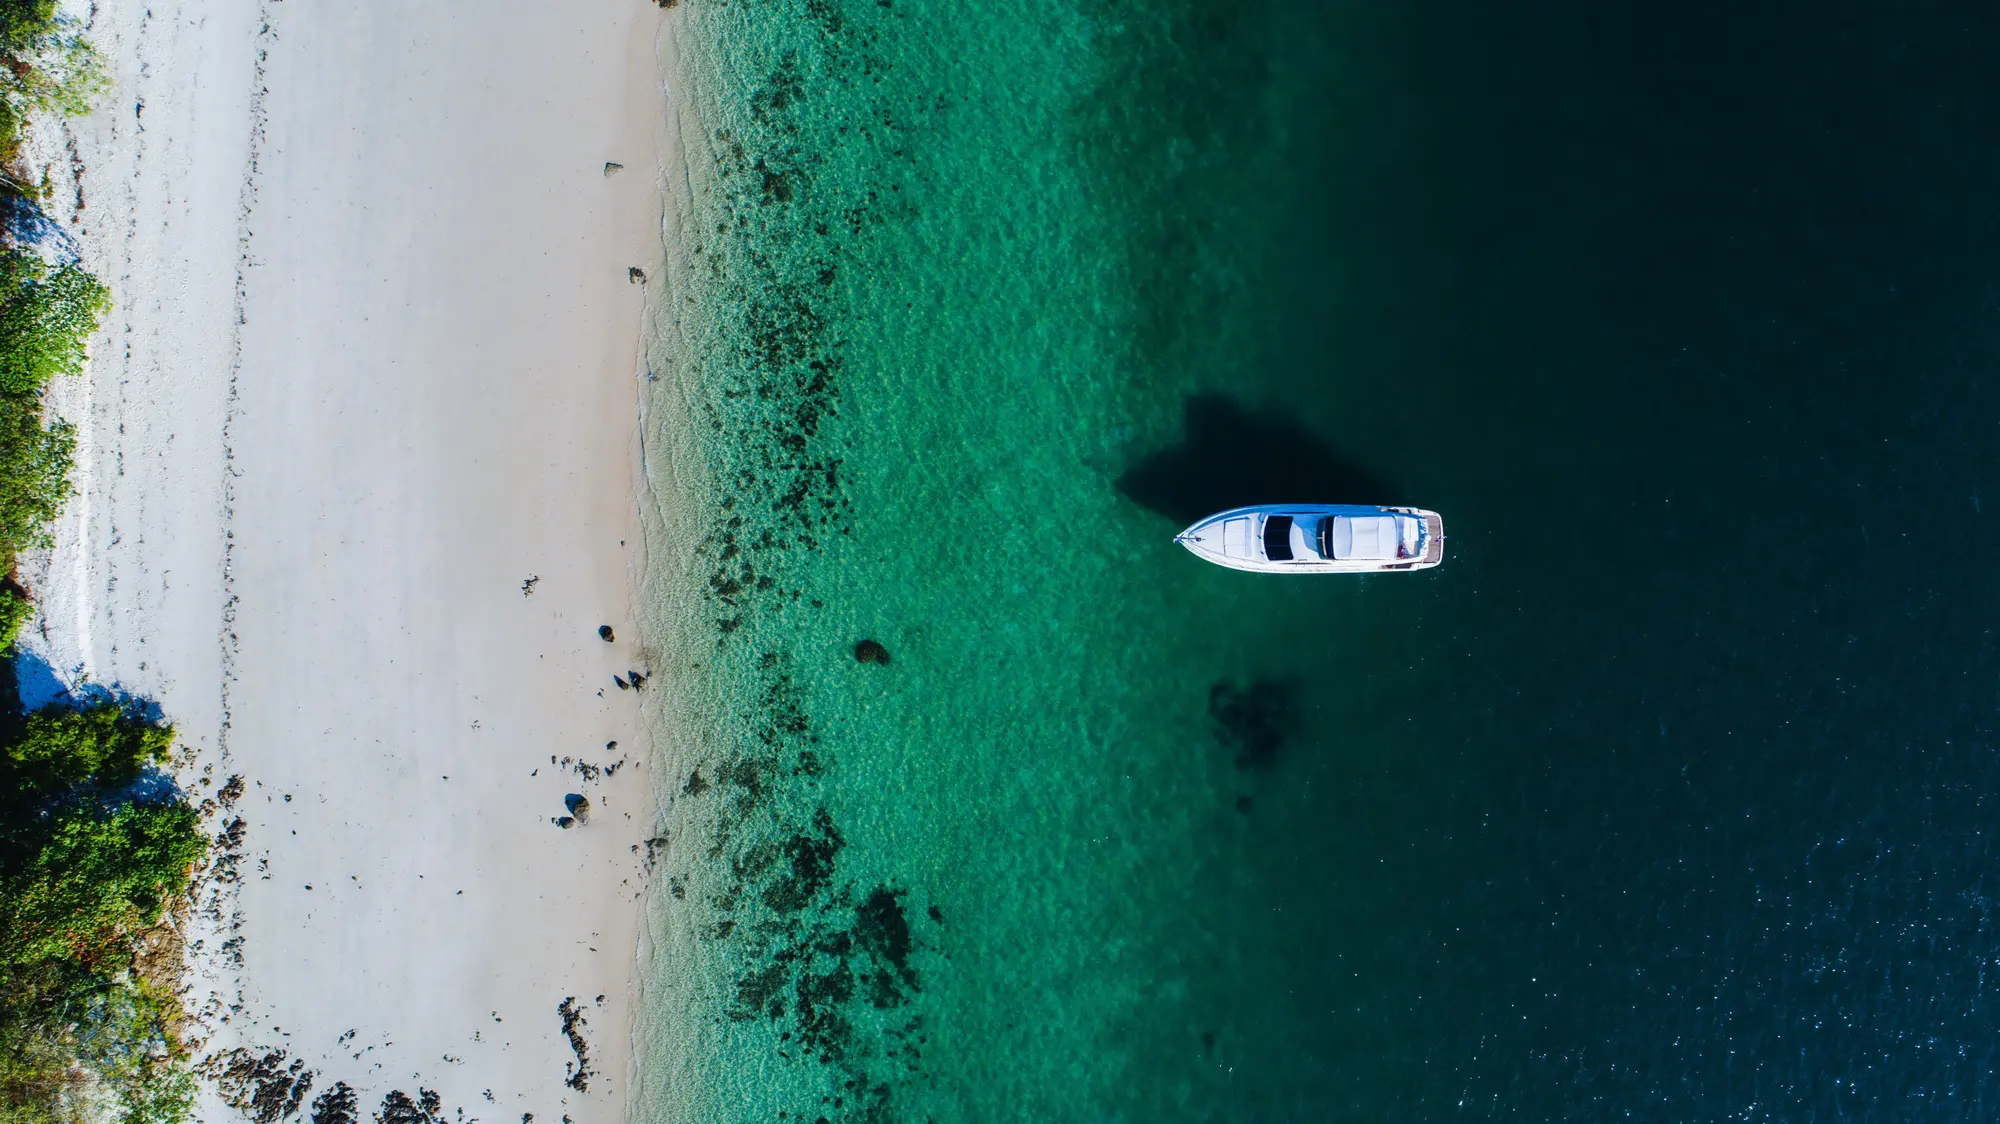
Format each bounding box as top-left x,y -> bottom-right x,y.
1174,504 -> 1444,573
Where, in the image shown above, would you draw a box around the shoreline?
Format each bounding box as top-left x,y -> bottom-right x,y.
24,1 -> 679,1119
628,9 -> 713,1116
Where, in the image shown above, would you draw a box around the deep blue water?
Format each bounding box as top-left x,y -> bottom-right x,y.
1233,3 -> 2000,1117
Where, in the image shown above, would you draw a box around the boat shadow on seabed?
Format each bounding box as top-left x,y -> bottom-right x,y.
1114,393 -> 1399,526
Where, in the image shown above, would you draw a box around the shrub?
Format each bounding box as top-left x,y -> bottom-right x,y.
0,0 -> 56,44
0,968 -> 194,1124
0,255 -> 110,398
0,800 -> 201,974
0,408 -> 71,561
0,581 -> 30,652
3,703 -> 174,798
0,254 -> 108,561
0,11 -> 105,123
0,11 -> 199,1122
0,703 -> 200,1124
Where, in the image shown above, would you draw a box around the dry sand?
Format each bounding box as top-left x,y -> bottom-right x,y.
23,1 -> 676,1119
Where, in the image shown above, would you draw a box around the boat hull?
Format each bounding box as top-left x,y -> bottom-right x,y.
1174,504 -> 1445,574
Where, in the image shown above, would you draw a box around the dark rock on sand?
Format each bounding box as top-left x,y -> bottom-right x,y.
558,997 -> 593,1093
613,675 -> 629,690
565,794 -> 591,824
853,638 -> 890,665
204,1046 -> 314,1122
626,670 -> 647,688
556,816 -> 575,830
373,1090 -> 445,1124
308,1082 -> 359,1124
598,625 -> 615,642
602,162 -> 624,176
627,267 -> 647,284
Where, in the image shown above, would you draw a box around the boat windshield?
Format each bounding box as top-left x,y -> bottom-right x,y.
1263,515 -> 1294,561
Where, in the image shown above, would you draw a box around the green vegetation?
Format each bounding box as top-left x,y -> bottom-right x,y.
0,255 -> 107,565
0,9 -> 208,1124
0,703 -> 202,1124
0,583 -> 30,653
0,1 -> 105,168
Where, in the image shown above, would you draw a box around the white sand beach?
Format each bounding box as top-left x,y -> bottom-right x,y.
23,1 -> 677,1119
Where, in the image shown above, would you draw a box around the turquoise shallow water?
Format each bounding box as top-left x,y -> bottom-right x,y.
634,1 -> 1353,1118
637,0 -> 2000,1119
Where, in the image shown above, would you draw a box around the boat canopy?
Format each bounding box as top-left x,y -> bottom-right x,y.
1327,514 -> 1402,561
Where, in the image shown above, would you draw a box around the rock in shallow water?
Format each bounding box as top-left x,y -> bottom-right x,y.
853,638 -> 891,665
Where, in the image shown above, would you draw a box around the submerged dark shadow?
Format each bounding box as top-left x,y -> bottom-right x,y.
1116,394 -> 1396,526
1210,677 -> 1300,771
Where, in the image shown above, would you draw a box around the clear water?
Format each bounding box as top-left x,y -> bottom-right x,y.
635,1 -> 2000,1119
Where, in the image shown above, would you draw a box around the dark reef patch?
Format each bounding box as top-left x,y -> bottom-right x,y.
679,644 -> 935,1115
1208,677 -> 1300,770
855,886 -> 918,1000
671,0 -> 949,1117
766,808 -> 846,911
